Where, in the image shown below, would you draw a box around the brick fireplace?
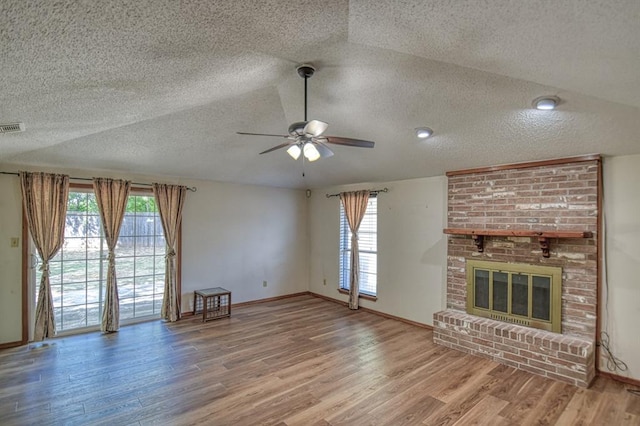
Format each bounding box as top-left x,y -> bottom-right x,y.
433,155 -> 600,387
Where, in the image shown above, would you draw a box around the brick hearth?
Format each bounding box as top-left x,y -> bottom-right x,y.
433,156 -> 599,387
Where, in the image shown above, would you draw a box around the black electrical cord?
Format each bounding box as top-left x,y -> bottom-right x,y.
596,333 -> 640,397
597,331 -> 628,372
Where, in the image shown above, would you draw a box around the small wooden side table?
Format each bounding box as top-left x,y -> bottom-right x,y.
193,287 -> 231,322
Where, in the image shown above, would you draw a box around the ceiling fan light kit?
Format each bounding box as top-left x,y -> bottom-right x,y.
303,142 -> 321,162
237,64 -> 375,161
287,144 -> 302,160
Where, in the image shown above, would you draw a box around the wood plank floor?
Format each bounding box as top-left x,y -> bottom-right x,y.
0,295 -> 638,425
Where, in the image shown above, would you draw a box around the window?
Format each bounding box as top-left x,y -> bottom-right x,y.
339,197 -> 377,296
35,189 -> 166,332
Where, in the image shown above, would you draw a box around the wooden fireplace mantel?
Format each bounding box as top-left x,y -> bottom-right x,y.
443,228 -> 594,258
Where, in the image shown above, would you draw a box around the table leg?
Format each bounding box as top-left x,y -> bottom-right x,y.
202,295 -> 208,322
193,291 -> 197,317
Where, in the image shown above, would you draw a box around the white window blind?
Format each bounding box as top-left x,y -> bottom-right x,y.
339,196 -> 377,296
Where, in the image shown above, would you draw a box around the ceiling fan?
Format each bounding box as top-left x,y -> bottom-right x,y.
237,64 -> 375,162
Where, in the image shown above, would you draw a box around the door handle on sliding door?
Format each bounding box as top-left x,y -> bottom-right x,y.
29,253 -> 40,270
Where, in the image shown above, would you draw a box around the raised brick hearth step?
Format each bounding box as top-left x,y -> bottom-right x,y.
433,309 -> 596,387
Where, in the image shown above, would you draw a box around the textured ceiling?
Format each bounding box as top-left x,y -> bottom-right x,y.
1,0 -> 639,188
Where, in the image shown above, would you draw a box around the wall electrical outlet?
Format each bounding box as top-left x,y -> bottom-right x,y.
323,278 -> 327,286
263,280 -> 267,287
10,237 -> 19,248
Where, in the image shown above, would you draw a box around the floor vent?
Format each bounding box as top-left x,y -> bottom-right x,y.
0,122 -> 25,133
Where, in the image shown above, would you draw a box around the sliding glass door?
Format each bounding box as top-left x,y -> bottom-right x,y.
31,189 -> 166,334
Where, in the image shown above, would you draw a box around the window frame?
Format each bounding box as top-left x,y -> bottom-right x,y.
338,196 -> 378,300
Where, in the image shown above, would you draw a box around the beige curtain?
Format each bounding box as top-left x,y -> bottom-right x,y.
20,172 -> 70,340
92,178 -> 131,332
153,183 -> 187,322
339,190 -> 371,310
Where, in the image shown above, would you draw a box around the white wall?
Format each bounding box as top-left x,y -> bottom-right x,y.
181,180 -> 308,310
602,154 -> 640,380
0,174 -> 24,343
308,176 -> 448,326
0,165 -> 308,344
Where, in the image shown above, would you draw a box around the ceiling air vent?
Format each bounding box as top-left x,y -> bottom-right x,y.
0,122 -> 25,133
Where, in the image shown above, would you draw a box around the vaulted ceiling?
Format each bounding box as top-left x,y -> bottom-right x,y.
1,1 -> 639,188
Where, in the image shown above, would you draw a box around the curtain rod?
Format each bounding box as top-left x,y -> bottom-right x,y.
0,171 -> 197,192
325,187 -> 388,198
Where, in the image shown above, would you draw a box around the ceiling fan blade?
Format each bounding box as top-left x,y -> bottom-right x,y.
237,132 -> 289,138
314,142 -> 334,158
259,142 -> 292,155
324,136 -> 375,148
303,120 -> 328,137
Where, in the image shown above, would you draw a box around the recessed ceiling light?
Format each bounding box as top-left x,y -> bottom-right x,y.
532,96 -> 560,110
415,127 -> 433,139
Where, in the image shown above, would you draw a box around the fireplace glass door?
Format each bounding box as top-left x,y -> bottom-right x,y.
466,260 -> 561,333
